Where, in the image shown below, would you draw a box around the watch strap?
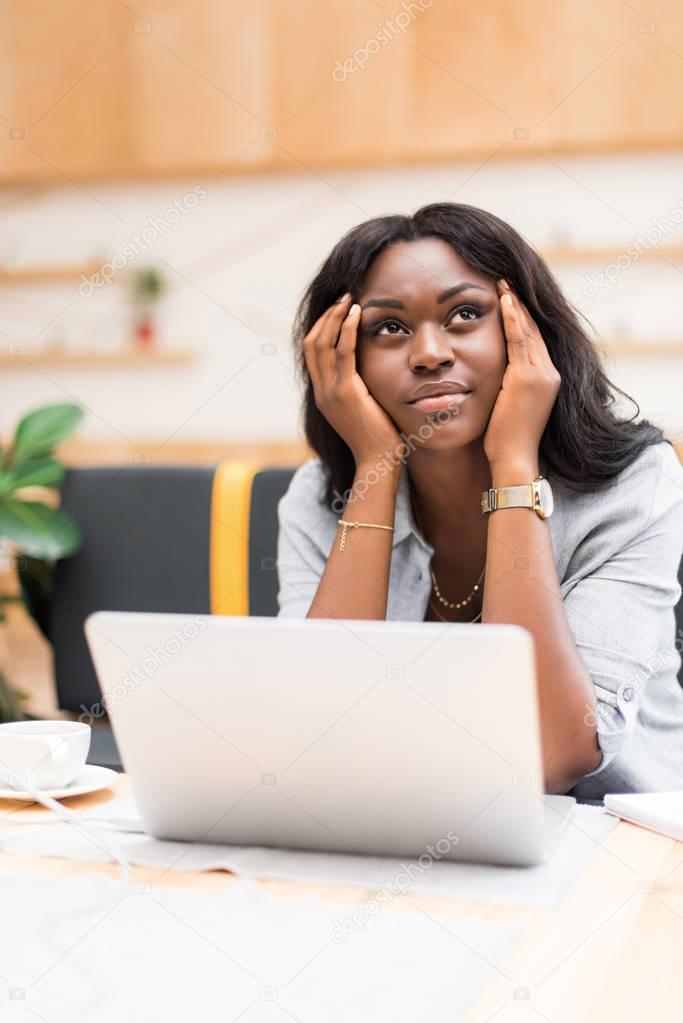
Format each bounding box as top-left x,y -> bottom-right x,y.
481,482 -> 534,514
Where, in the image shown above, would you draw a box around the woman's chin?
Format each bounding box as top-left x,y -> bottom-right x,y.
391,408 -> 481,452
400,405 -> 465,434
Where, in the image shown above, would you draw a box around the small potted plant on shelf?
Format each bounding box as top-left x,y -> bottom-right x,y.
0,403 -> 84,722
130,266 -> 167,350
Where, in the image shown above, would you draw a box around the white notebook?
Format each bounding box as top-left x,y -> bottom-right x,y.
604,790 -> 683,842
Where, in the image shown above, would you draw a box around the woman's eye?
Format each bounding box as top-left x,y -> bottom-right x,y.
449,304 -> 484,324
373,319 -> 406,336
369,304 -> 485,337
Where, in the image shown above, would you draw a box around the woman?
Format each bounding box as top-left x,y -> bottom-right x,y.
276,202 -> 683,800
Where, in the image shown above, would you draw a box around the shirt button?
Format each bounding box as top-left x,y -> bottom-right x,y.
621,686 -> 635,702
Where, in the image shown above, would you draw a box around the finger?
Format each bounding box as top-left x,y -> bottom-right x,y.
334,303 -> 361,382
314,297 -> 355,382
499,290 -> 529,363
309,293 -> 350,342
520,305 -> 556,373
304,293 -> 351,386
510,292 -> 552,370
510,292 -> 542,366
499,280 -> 554,371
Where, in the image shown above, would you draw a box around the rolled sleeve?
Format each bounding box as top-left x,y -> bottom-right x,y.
562,443 -> 683,780
276,461 -> 332,618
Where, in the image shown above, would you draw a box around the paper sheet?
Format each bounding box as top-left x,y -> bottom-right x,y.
0,797 -> 617,906
604,789 -> 683,842
0,872 -> 523,1022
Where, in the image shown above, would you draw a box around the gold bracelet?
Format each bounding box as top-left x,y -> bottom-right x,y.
337,518 -> 394,552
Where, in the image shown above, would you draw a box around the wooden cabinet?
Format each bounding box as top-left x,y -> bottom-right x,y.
1,0 -> 681,182
0,0 -> 133,180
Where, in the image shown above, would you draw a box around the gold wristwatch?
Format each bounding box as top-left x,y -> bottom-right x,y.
481,475 -> 554,520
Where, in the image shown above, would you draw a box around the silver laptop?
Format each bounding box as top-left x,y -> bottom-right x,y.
84,611 -> 575,867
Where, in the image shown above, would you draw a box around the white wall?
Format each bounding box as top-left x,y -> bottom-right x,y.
1,150 -> 682,447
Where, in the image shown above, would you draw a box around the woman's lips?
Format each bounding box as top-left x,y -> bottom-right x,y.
409,391 -> 471,412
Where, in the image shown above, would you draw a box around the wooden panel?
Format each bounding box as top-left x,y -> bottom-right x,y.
50,438 -> 312,467
0,347 -> 197,367
0,262 -> 102,283
411,0 -> 683,157
0,0 -> 134,181
271,0 -> 417,169
126,0 -> 268,175
0,0 -> 682,181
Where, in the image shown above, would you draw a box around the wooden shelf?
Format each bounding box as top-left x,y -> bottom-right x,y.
0,346 -> 196,367
1,341 -> 678,369
542,245 -> 683,265
50,438 -> 312,468
597,341 -> 683,358
0,262 -> 104,284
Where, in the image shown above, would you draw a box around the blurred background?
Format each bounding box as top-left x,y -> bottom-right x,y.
1,0 -> 682,717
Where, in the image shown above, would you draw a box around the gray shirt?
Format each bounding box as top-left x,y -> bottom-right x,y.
276,440 -> 683,800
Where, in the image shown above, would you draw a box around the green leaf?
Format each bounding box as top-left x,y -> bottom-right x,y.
0,457 -> 65,495
12,404 -> 84,462
133,267 -> 166,301
0,500 -> 82,559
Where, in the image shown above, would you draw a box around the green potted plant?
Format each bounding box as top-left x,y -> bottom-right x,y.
131,266 -> 167,349
0,403 -> 84,721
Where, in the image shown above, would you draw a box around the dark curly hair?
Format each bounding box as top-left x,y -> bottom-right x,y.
293,202 -> 669,510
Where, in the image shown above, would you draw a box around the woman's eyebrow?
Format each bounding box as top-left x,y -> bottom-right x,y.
436,282 -> 487,303
361,282 -> 487,311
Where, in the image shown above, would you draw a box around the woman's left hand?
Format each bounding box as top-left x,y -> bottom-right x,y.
483,279 -> 562,474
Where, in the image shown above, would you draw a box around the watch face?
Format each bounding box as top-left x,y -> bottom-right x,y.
537,478 -> 554,518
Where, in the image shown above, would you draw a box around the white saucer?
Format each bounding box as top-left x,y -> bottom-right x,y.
0,765 -> 119,802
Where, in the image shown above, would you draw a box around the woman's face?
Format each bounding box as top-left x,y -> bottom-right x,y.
355,237 -> 507,450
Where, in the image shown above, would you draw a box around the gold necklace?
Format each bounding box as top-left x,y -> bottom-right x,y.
409,483 -> 486,618
428,595 -> 482,624
430,564 -> 485,610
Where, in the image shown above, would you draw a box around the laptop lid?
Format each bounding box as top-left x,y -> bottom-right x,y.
84,611 -> 551,866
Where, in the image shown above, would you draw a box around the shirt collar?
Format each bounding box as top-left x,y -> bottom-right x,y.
393,462 -> 432,551
392,454 -> 550,549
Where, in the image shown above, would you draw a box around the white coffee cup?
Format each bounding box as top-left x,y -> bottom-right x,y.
0,721 -> 91,791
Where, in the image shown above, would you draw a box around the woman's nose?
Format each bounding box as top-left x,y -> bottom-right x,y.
408,327 -> 455,372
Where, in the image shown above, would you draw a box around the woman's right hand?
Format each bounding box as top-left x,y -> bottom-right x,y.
303,294 -> 403,468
